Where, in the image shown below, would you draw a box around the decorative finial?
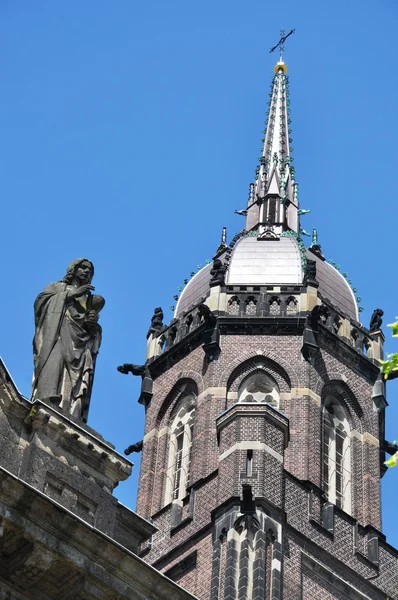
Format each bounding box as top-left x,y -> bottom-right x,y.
221,226 -> 227,246
312,228 -> 318,246
269,28 -> 295,66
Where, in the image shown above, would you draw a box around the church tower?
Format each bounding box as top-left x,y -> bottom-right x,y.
133,54 -> 398,600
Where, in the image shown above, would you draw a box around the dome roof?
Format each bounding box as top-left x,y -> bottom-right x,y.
175,263 -> 212,317
307,250 -> 358,321
174,235 -> 359,322
226,237 -> 303,286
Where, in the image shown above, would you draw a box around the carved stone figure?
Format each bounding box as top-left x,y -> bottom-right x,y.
124,440 -> 143,455
117,362 -> 153,405
369,309 -> 384,333
32,258 -> 105,422
304,259 -> 317,283
117,363 -> 146,377
198,303 -> 217,327
209,259 -> 227,287
146,307 -> 164,339
308,304 -> 328,330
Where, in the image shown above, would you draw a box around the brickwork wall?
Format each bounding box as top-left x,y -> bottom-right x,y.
136,330 -> 391,599
284,530 -> 390,600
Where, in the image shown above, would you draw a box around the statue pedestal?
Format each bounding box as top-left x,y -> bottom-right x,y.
22,399 -> 132,536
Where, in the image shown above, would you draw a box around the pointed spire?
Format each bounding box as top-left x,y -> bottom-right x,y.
245,58 -> 299,235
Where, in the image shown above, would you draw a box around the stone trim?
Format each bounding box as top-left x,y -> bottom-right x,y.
290,387 -> 321,404
164,550 -> 197,582
216,403 -> 289,448
302,551 -> 378,600
218,349 -> 298,389
219,442 -> 283,464
143,426 -> 169,443
351,430 -> 379,447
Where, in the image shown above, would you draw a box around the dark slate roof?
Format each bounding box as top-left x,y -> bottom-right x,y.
307,250 -> 358,321
175,263 -> 212,317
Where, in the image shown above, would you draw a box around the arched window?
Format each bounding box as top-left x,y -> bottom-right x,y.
286,296 -> 298,315
322,397 -> 351,514
165,395 -> 196,504
238,371 -> 280,408
228,296 -> 240,315
269,296 -> 281,316
245,296 -> 257,316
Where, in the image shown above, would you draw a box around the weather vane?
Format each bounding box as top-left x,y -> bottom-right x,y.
269,28 -> 295,62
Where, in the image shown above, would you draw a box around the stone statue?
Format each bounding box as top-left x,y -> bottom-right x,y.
369,309 -> 384,333
146,307 -> 164,339
209,259 -> 227,287
32,258 -> 105,423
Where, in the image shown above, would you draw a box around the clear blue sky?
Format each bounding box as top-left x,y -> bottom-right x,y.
1,1 -> 398,546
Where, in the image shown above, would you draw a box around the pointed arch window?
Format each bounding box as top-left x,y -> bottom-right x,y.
265,196 -> 279,224
322,398 -> 351,514
228,296 -> 240,315
165,395 -> 196,504
238,371 -> 280,408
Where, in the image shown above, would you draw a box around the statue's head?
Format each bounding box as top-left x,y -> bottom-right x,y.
213,259 -> 222,269
62,258 -> 94,285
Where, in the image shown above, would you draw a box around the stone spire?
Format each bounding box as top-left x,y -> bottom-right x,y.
245,59 -> 299,235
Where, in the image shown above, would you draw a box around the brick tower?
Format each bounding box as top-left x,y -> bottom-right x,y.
131,56 -> 398,600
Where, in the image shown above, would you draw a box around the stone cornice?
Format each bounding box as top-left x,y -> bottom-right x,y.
0,467 -> 196,600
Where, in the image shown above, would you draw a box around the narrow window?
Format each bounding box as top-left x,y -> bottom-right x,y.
246,450 -> 253,477
165,395 -> 196,505
267,197 -> 278,223
185,424 -> 194,489
335,424 -> 346,509
322,398 -> 351,514
173,430 -> 185,500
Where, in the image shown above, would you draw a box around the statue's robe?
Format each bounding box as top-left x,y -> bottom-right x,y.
32,282 -> 101,422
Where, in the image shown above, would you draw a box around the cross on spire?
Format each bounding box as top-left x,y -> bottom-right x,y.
269,28 -> 295,62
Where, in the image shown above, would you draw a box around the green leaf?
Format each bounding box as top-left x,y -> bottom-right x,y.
380,353 -> 398,378
387,321 -> 398,337
384,451 -> 398,467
